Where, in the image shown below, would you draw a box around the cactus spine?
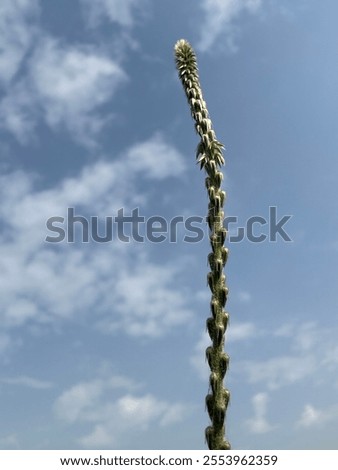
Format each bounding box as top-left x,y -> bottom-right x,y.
174,39 -> 231,450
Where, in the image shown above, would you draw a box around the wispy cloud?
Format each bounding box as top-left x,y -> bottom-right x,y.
0,333 -> 12,356
0,0 -> 40,143
0,434 -> 19,450
79,0 -> 148,29
99,263 -> 192,337
245,392 -> 276,434
125,132 -> 186,179
54,373 -> 188,448
0,0 -> 137,148
236,290 -> 252,303
0,134 -> 191,347
229,322 -> 256,341
296,403 -> 338,428
0,0 -> 39,85
197,0 -> 263,53
236,322 -> 338,391
30,37 -> 127,146
1,375 -> 53,389
242,354 -> 316,390
0,35 -> 127,147
0,80 -> 37,144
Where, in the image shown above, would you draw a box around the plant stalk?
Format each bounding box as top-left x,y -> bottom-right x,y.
174,39 -> 231,450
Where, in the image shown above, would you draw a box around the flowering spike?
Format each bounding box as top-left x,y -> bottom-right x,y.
175,39 -> 230,450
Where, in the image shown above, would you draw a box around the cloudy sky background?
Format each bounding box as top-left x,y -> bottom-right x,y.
1,0 -> 338,450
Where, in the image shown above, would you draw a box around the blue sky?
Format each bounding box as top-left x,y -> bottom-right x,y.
0,0 -> 338,450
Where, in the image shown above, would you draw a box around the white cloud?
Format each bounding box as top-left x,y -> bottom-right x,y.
54,380 -> 105,424
54,374 -> 140,423
0,0 -> 144,147
1,375 -> 53,389
79,425 -> 113,448
80,0 -> 147,28
275,322 -> 318,352
0,134 -> 190,339
236,290 -> 252,303
0,0 -> 39,143
296,403 -> 338,428
291,322 -> 317,352
0,434 -> 19,450
228,322 -> 256,342
0,0 -> 39,85
125,132 -> 186,180
30,36 -> 127,146
102,263 -> 192,337
117,394 -> 167,426
54,374 -> 187,448
0,333 -> 13,356
192,318 -> 338,406
297,404 -> 322,427
1,135 -> 174,223
242,354 -> 316,390
0,34 -> 127,146
197,0 -> 263,53
274,322 -> 294,338
0,81 -> 37,144
322,345 -> 338,371
235,322 -> 338,391
245,392 -> 276,434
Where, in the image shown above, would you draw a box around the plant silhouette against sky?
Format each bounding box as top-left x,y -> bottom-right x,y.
175,39 -> 231,450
